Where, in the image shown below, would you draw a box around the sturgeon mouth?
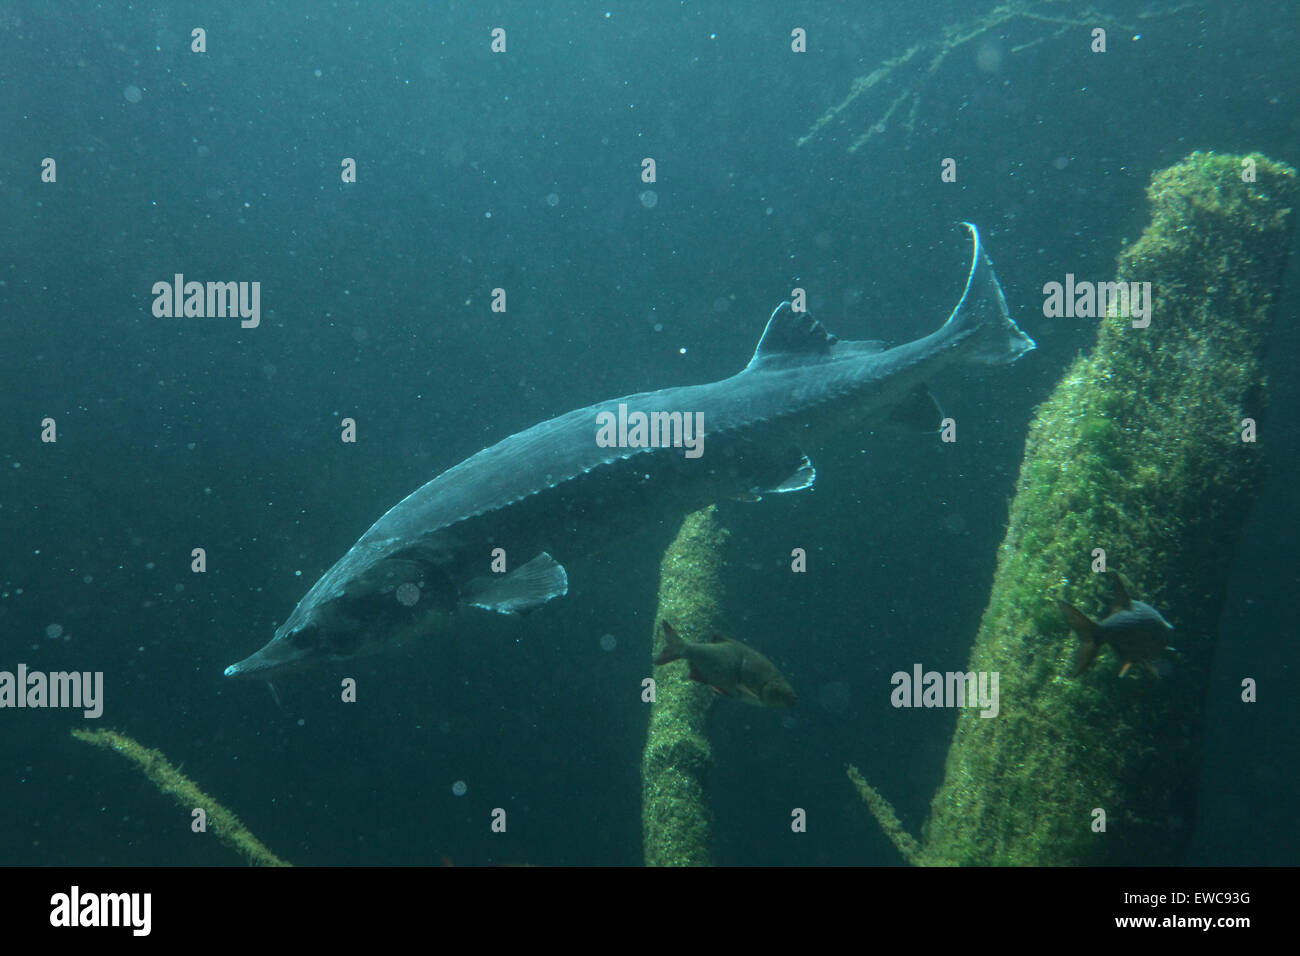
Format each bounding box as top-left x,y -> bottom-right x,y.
223,628 -> 312,678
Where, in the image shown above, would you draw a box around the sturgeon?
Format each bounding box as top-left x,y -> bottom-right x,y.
224,223 -> 1034,679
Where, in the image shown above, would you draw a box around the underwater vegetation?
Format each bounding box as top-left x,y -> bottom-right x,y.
72,728 -> 290,867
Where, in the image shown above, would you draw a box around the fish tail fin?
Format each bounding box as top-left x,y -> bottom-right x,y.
654,621 -> 687,666
1057,599 -> 1101,676
941,222 -> 1036,365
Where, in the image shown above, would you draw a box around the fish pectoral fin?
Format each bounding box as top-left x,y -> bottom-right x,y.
463,552 -> 569,615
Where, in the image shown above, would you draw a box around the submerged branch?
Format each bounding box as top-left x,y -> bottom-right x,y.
798,1 -> 1153,152
72,728 -> 291,867
847,764 -> 923,865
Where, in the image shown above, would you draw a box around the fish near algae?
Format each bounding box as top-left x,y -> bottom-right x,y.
859,153 -> 1296,866
641,506 -> 730,867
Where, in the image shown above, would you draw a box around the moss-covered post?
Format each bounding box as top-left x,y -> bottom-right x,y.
641,506 -> 728,866
878,152 -> 1295,865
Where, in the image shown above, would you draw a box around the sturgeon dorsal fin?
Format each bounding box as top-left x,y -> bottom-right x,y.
745,302 -> 839,370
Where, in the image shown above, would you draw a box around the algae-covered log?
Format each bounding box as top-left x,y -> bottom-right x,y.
641,506 -> 728,866
912,152 -> 1296,865
72,728 -> 291,867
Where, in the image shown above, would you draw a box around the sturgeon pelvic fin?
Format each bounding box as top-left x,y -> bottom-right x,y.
765,455 -> 817,494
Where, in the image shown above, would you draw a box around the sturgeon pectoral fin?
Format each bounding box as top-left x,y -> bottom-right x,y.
464,552 -> 569,615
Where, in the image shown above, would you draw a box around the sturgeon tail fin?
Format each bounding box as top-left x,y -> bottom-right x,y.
942,222 -> 1036,365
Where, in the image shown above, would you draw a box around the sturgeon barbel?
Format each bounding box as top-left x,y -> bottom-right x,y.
224,223 -> 1034,679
